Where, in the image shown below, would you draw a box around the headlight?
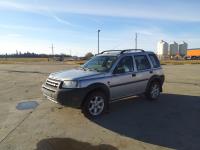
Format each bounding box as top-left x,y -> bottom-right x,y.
62,80 -> 78,88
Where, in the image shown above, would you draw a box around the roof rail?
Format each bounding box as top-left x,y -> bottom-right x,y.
120,49 -> 145,54
99,49 -> 145,55
100,50 -> 122,54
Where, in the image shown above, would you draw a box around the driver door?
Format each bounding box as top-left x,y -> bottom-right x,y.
110,56 -> 138,100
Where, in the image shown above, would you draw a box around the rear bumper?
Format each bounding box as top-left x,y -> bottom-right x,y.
42,85 -> 86,107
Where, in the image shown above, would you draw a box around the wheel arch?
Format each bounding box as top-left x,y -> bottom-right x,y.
81,83 -> 110,107
146,75 -> 164,92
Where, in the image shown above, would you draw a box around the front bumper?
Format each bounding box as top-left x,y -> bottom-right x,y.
42,85 -> 86,107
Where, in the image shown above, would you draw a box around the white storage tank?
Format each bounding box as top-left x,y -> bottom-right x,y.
179,41 -> 188,57
169,41 -> 179,56
157,40 -> 169,56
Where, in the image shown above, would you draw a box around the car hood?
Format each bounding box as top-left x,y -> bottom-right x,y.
49,68 -> 104,81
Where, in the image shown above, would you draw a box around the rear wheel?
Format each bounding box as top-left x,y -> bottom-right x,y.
82,91 -> 108,118
146,81 -> 161,100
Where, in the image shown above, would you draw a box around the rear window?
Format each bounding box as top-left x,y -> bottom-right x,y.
149,54 -> 160,68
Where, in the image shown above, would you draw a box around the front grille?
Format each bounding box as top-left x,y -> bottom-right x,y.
45,78 -> 61,89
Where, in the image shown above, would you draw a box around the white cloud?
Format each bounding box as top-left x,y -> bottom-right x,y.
0,1 -> 75,27
0,24 -> 44,31
0,0 -> 199,55
52,15 -> 72,26
7,33 -> 22,37
0,0 -> 200,22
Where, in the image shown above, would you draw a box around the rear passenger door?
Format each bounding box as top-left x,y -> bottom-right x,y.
133,55 -> 153,93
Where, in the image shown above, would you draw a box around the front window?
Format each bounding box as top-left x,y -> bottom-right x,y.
83,56 -> 117,72
114,56 -> 134,74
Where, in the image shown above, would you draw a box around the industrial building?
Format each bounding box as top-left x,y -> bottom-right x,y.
157,40 -> 169,59
179,42 -> 188,57
169,41 -> 179,57
157,40 -> 188,59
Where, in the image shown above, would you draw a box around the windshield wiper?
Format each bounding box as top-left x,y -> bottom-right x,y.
86,67 -> 101,72
79,67 -> 92,71
91,68 -> 100,72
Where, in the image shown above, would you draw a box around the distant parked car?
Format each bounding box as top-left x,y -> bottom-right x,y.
42,49 -> 165,118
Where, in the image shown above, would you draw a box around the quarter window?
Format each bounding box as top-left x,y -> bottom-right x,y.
149,54 -> 160,68
134,55 -> 151,71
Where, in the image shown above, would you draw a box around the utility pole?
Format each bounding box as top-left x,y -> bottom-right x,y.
135,33 -> 138,49
135,32 -> 138,49
5,53 -> 7,61
98,29 -> 100,54
69,49 -> 72,56
51,43 -> 54,59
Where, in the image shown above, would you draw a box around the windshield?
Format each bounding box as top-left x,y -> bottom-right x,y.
83,56 -> 117,72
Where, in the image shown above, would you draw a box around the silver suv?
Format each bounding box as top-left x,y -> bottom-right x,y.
42,49 -> 164,118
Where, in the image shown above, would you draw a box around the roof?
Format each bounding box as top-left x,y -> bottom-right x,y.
95,49 -> 156,57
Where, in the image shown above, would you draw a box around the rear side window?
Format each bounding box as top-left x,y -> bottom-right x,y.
149,54 -> 160,68
134,55 -> 151,71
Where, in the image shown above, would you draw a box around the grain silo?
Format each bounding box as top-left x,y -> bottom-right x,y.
157,40 -> 169,57
179,41 -> 188,57
169,41 -> 179,57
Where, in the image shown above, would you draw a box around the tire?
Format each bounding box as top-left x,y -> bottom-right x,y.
82,91 -> 108,119
145,81 -> 161,100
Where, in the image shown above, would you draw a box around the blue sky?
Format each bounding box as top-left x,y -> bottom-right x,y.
0,0 -> 200,56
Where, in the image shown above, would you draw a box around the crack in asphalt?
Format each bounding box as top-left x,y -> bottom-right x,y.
0,111 -> 33,144
0,100 -> 42,144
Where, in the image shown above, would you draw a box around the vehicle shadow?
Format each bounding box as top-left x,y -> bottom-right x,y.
94,94 -> 200,150
36,138 -> 118,150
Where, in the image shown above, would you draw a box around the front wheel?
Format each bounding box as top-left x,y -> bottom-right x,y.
82,91 -> 108,118
145,81 -> 161,100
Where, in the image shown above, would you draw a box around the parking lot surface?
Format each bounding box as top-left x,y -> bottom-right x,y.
0,64 -> 200,150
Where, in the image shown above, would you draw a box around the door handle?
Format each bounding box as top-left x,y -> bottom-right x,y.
150,70 -> 153,74
132,73 -> 136,77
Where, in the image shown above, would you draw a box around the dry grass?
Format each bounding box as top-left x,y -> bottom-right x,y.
1,57 -> 200,66
0,58 -> 86,65
161,60 -> 200,65
63,60 -> 86,65
0,58 -> 49,64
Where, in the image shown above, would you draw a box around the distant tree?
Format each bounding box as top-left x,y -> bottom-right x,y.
0,52 -> 73,59
84,52 -> 94,60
